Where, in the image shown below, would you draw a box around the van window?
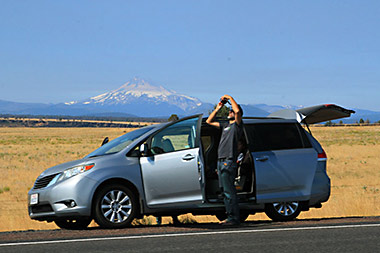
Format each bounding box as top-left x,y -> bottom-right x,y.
245,123 -> 309,152
150,117 -> 198,155
201,135 -> 212,151
296,124 -> 313,148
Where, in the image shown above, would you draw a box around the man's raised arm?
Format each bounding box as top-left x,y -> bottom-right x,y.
206,102 -> 222,128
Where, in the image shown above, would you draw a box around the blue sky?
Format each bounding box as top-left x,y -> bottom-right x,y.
1,0 -> 379,110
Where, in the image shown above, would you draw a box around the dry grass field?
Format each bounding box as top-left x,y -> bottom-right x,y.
0,126 -> 379,232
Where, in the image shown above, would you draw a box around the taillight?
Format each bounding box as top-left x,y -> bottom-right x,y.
318,150 -> 327,161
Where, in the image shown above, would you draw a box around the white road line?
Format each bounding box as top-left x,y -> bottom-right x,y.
1,223 -> 380,247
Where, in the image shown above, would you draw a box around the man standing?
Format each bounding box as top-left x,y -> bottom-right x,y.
206,95 -> 243,225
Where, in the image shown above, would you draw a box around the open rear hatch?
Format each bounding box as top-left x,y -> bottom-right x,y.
268,104 -> 355,124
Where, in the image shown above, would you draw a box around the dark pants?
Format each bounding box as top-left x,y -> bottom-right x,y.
217,159 -> 240,223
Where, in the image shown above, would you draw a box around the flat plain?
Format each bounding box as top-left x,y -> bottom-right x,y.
0,126 -> 379,232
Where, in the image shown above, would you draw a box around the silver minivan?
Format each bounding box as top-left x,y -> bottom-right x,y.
28,104 -> 354,229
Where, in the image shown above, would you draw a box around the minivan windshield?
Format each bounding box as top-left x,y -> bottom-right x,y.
86,126 -> 155,158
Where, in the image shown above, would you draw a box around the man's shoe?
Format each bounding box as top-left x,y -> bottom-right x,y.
218,219 -> 228,224
219,220 -> 240,226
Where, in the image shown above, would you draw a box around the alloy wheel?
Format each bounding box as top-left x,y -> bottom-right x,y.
100,190 -> 132,223
273,201 -> 299,216
265,201 -> 302,221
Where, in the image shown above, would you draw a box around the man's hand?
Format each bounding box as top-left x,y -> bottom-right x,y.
221,95 -> 231,101
206,100 -> 223,128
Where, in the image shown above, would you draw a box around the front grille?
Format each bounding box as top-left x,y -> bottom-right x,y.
31,204 -> 54,213
33,173 -> 59,189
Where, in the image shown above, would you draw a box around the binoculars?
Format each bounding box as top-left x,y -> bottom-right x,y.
220,98 -> 230,105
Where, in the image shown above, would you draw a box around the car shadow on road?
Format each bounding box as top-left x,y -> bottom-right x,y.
130,215 -> 380,231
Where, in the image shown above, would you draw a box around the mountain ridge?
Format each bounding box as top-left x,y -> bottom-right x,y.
0,77 -> 374,122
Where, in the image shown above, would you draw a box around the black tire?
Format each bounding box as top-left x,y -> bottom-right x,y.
265,201 -> 302,221
172,216 -> 181,225
94,184 -> 138,229
54,218 -> 92,230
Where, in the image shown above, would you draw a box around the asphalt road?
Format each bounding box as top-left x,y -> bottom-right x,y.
1,217 -> 380,252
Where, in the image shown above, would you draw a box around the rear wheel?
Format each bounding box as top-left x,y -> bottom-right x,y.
265,201 -> 302,221
94,184 -> 138,228
54,218 -> 92,230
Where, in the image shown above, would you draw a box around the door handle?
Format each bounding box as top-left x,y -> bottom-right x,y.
182,154 -> 196,161
255,156 -> 269,162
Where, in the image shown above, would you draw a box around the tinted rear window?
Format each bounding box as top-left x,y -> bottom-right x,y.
245,123 -> 311,152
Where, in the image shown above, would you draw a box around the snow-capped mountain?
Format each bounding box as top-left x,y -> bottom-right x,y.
64,77 -> 208,117
0,77 -> 314,118
0,77 -> 364,121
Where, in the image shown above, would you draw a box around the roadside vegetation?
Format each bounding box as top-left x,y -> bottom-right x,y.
0,126 -> 379,232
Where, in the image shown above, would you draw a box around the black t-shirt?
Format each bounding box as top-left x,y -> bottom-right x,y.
218,121 -> 243,160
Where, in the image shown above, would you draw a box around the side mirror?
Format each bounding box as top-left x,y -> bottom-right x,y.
140,143 -> 148,156
101,137 -> 109,146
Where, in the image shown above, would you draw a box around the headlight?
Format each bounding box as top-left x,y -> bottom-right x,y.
46,164 -> 95,187
60,163 -> 95,181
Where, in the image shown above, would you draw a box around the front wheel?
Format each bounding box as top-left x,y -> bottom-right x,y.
265,201 -> 302,221
54,218 -> 92,230
94,184 -> 138,229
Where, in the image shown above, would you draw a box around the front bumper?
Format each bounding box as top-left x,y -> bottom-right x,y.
28,174 -> 98,221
